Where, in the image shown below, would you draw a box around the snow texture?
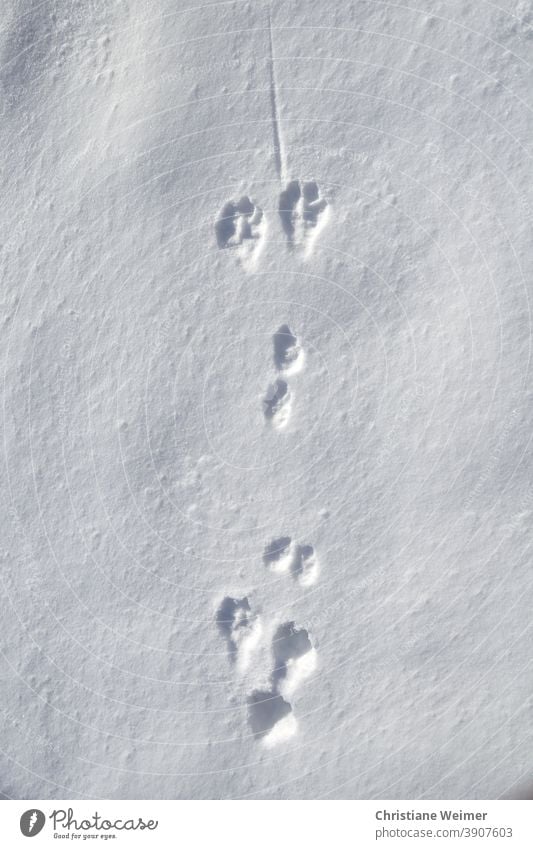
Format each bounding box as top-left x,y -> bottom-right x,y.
1,0 -> 533,799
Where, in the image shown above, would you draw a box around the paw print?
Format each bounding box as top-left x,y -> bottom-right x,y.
215,182 -> 329,265
215,195 -> 265,267
279,180 -> 328,253
247,621 -> 316,746
216,538 -> 320,747
263,537 -> 319,587
261,324 -> 304,430
216,596 -> 262,673
263,378 -> 291,429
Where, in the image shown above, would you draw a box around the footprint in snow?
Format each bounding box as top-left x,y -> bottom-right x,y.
263,377 -> 291,429
215,195 -> 265,267
272,324 -> 304,375
248,621 -> 316,745
263,537 -> 320,586
216,595 -> 262,673
261,324 -> 305,429
279,180 -> 328,254
216,539 -> 320,745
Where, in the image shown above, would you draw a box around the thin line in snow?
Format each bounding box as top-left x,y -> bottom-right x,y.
267,3 -> 285,181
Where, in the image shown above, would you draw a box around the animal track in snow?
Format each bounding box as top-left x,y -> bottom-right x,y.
247,689 -> 295,743
216,596 -> 261,673
216,539 -> 319,746
260,325 -> 304,429
248,621 -> 316,745
279,180 -> 328,253
263,378 -> 291,428
215,195 -> 265,266
263,538 -> 320,586
290,544 -> 320,587
271,621 -> 315,694
262,536 -> 294,573
272,324 -> 304,375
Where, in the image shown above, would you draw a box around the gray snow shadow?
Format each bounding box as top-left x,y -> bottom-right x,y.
502,781 -> 533,800
216,596 -> 251,660
247,689 -> 292,739
215,201 -> 238,247
0,2 -> 54,108
262,536 -> 292,567
273,324 -> 298,371
270,621 -> 312,688
278,180 -> 301,238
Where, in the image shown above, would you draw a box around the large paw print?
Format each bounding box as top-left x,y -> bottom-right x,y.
279,180 -> 328,253
248,621 -> 316,746
215,537 -> 320,747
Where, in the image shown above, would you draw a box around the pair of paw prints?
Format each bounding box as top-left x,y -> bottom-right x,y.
263,536 -> 319,587
247,620 -> 316,747
216,537 -> 319,746
262,324 -> 304,430
215,180 -> 328,266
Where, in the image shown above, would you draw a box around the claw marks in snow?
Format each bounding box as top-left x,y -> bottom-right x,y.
263,537 -> 320,586
215,196 -> 265,267
279,180 -> 328,253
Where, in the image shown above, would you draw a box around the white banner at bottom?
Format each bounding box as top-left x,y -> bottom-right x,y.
2,800 -> 531,848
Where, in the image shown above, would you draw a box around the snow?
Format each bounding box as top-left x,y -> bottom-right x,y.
1,0 -> 532,799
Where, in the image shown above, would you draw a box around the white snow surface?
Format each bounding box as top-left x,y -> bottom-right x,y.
1,0 -> 533,799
